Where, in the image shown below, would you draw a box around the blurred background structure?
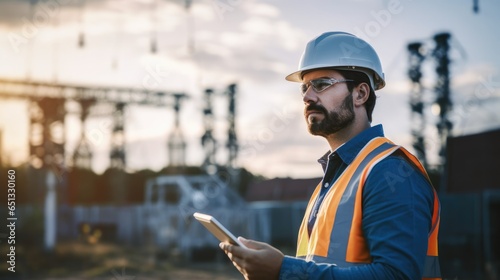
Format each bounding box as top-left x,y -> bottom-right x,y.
0,0 -> 499,279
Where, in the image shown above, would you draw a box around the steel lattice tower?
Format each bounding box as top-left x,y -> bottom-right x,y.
433,33 -> 453,167
407,42 -> 427,168
201,88 -> 217,169
226,84 -> 238,168
72,98 -> 95,169
168,93 -> 188,167
29,98 -> 66,169
110,102 -> 126,169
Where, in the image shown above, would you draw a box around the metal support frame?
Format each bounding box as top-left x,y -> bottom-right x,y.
28,97 -> 66,169
0,78 -> 187,170
72,98 -> 95,169
110,102 -> 126,169
168,93 -> 188,167
432,33 -> 453,167
201,88 -> 217,169
407,42 -> 428,168
226,84 -> 238,169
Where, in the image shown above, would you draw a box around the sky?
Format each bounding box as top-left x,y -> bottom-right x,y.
0,0 -> 499,179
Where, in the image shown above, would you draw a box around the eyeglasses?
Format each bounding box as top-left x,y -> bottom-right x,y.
300,78 -> 354,96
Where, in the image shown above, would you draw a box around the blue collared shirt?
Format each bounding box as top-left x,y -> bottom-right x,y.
279,124 -> 435,280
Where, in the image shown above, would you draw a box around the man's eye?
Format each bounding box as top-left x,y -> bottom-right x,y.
301,84 -> 310,93
314,81 -> 332,91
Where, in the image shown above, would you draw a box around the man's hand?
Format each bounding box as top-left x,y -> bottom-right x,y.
220,237 -> 284,280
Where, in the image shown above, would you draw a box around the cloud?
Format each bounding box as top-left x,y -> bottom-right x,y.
452,63 -> 498,89
2,0 -> 498,178
240,16 -> 306,51
191,31 -> 300,84
244,2 -> 281,18
236,103 -> 332,178
191,1 -> 217,21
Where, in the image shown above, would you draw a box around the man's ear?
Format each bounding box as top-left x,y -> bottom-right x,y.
353,83 -> 370,106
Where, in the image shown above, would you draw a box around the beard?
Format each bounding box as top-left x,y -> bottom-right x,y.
305,93 -> 355,137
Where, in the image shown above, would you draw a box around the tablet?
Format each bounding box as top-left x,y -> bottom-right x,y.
193,212 -> 247,248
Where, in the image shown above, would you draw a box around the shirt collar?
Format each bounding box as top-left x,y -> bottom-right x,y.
317,151 -> 330,171
317,124 -> 385,171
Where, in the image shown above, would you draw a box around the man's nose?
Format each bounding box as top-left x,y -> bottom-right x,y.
302,85 -> 318,104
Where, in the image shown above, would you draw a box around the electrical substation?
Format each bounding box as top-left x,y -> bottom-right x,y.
0,0 -> 499,278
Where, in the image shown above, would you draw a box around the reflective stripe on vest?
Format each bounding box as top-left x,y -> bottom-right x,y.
296,137 -> 441,279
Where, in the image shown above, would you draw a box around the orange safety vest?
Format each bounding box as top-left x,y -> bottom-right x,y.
296,137 -> 441,279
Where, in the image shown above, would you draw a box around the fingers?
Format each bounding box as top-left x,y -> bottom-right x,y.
220,241 -> 247,257
220,238 -> 275,260
238,237 -> 267,250
220,239 -> 284,280
219,241 -> 228,251
220,242 -> 246,273
220,242 -> 249,268
219,241 -> 235,254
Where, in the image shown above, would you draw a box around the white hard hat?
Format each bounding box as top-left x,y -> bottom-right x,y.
285,32 -> 385,90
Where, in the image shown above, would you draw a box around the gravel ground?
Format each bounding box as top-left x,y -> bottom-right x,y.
0,241 -> 243,279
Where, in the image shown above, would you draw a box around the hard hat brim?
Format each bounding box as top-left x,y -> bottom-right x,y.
285,65 -> 385,90
285,64 -> 342,82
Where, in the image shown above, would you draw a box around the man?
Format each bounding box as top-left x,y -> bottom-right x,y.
220,32 -> 441,280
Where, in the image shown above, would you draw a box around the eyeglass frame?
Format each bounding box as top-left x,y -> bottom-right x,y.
300,78 -> 355,96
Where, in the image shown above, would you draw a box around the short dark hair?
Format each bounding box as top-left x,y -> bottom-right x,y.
337,70 -> 377,122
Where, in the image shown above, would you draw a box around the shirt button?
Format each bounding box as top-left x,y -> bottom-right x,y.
324,182 -> 329,188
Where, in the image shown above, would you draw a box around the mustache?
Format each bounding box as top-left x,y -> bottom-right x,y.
305,104 -> 327,115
